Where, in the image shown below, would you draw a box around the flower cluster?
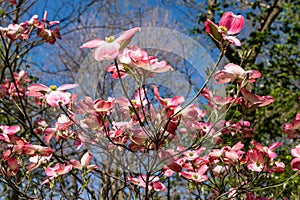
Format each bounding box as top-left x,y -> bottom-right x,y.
81,27 -> 172,79
0,70 -> 30,98
0,8 -> 299,200
0,11 -> 61,44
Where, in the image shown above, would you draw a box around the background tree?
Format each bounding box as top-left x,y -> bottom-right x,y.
192,0 -> 300,197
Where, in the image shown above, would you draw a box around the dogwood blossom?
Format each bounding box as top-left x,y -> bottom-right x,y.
80,27 -> 140,61
205,11 -> 244,46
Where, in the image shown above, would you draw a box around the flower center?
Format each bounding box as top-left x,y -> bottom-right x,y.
105,36 -> 115,43
219,26 -> 227,34
49,85 -> 57,91
193,174 -> 199,180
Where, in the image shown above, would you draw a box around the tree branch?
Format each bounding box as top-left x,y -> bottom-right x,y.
246,0 -> 286,66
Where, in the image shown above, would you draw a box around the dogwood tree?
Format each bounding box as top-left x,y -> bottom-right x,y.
0,0 -> 300,199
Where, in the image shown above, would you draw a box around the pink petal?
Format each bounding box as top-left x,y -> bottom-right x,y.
69,159 -> 82,169
257,95 -> 274,107
252,141 -> 264,152
204,19 -> 222,41
115,27 -> 141,49
80,39 -> 104,48
46,91 -> 71,107
214,70 -> 235,84
152,182 -> 166,192
57,84 -> 78,91
42,11 -> 48,22
224,63 -> 245,75
241,88 -> 259,104
106,64 -> 127,79
149,59 -> 173,73
291,147 -> 300,158
291,158 -> 300,171
81,152 -> 92,167
232,141 -> 244,151
224,36 -> 241,46
269,142 -> 282,151
0,125 -> 20,135
219,12 -> 244,35
94,42 -> 120,61
26,83 -> 49,96
45,167 -> 56,177
246,70 -> 261,80
7,157 -> 19,171
77,97 -> 96,113
93,98 -> 115,112
270,161 -> 285,173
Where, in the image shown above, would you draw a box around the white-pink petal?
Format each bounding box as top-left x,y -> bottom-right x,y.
94,41 -> 120,61
224,36 -> 241,46
80,39 -> 104,48
57,84 -> 78,91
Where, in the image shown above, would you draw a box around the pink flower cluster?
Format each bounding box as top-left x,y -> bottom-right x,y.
1,11 -> 299,198
213,63 -> 274,108
81,27 -> 172,78
0,11 -> 61,44
127,175 -> 166,192
0,70 -> 30,98
0,125 -> 54,176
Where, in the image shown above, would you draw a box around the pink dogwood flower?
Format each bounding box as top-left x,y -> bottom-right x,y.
22,144 -> 54,156
27,154 -> 52,172
1,70 -> 30,98
0,125 -> 20,143
127,175 -> 166,192
247,149 -> 265,172
179,164 -> 208,182
36,11 -> 61,44
252,141 -> 281,159
5,157 -> 19,177
205,11 -> 244,46
118,46 -> 173,73
291,145 -> 300,172
153,85 -> 185,109
214,63 -> 261,84
240,88 -> 274,108
37,27 -> 61,45
69,152 -> 98,171
106,63 -> 128,79
283,113 -> 300,139
80,27 -> 141,61
270,161 -> 285,173
26,83 -> 78,107
183,147 -> 206,161
42,163 -> 73,185
201,88 -> 234,109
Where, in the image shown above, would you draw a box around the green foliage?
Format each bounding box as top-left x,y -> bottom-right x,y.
193,0 -> 300,198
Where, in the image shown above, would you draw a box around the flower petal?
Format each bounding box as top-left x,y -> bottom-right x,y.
224,36 -> 241,46
94,42 -> 120,61
80,39 -> 104,49
219,12 -> 244,35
